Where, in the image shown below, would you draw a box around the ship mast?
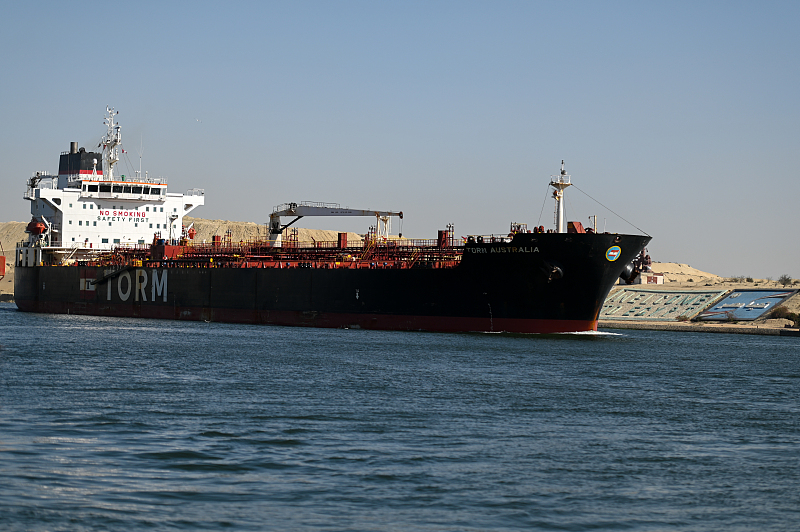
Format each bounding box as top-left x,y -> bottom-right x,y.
550,160 -> 572,233
100,106 -> 122,181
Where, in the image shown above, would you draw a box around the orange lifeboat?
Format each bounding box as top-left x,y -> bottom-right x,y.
26,218 -> 46,235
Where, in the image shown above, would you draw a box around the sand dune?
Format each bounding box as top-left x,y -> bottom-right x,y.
649,262 -> 721,283
0,221 -> 26,296
182,217 -> 364,247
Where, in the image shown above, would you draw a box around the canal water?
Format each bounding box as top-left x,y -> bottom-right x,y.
1,302 -> 798,531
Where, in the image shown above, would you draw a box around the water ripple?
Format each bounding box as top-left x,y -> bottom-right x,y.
1,303 -> 799,530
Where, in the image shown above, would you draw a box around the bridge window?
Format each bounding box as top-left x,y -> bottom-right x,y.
99,185 -> 111,192
123,186 -> 131,193
132,186 -> 142,194
88,185 -> 98,192
102,238 -> 108,244
113,186 -> 122,193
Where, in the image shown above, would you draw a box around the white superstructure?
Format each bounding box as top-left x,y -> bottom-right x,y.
22,107 -> 204,256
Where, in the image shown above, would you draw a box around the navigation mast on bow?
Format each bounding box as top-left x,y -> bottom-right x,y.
550,160 -> 572,233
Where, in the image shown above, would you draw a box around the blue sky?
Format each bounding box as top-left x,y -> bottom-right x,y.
2,1 -> 798,277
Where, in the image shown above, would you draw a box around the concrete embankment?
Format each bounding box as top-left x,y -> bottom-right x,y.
599,284 -> 800,336
599,320 -> 800,336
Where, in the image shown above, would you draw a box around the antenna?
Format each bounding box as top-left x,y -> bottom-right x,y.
549,160 -> 572,233
137,134 -> 144,179
100,107 -> 122,181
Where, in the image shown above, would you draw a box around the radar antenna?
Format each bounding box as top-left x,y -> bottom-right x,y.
99,106 -> 122,181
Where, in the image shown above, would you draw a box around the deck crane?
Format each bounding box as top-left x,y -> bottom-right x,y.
268,202 -> 403,246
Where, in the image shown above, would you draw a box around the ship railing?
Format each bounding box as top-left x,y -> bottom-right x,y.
180,239 -> 452,253
189,238 -> 449,251
70,174 -> 169,185
131,241 -> 464,269
83,243 -> 151,266
464,234 -> 515,244
172,251 -> 462,265
112,243 -> 152,251
273,201 -> 342,212
307,238 -> 446,249
186,188 -> 205,196
178,240 -> 463,260
299,200 -> 341,209
277,238 -> 443,249
89,191 -> 165,200
60,244 -> 84,265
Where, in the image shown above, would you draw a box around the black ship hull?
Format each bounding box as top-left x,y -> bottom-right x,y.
15,233 -> 650,334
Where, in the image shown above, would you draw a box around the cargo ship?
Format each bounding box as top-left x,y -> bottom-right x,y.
14,108 -> 650,333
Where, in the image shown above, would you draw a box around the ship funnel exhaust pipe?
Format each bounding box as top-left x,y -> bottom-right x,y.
70,142 -> 78,154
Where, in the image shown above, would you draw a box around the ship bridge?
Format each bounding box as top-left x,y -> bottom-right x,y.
76,175 -> 169,202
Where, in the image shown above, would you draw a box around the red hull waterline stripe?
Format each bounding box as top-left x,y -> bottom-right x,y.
15,300 -> 598,334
